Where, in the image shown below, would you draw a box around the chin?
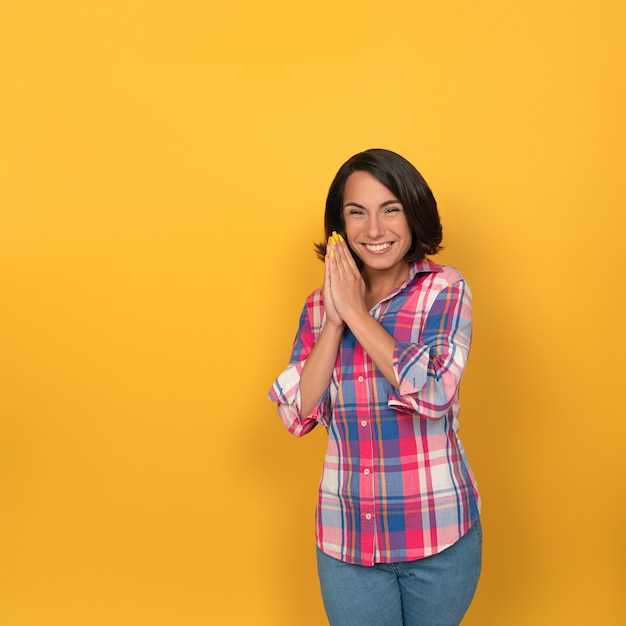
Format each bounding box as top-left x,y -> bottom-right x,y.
364,258 -> 402,271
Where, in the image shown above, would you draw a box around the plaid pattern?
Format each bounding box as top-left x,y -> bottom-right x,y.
269,259 -> 481,566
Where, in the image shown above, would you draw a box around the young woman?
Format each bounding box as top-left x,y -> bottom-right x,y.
269,149 -> 481,625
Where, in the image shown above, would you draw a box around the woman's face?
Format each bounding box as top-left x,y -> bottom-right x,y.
342,170 -> 412,275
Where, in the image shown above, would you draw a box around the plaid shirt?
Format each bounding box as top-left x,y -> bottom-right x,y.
268,259 -> 481,566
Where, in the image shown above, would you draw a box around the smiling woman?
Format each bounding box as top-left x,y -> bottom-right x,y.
314,149 -> 443,270
269,149 -> 482,626
342,171 -> 413,297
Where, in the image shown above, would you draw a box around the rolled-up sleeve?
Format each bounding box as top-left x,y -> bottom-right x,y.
268,291 -> 330,436
388,280 -> 472,419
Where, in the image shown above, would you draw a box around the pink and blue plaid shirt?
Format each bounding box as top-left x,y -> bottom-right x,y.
269,259 -> 481,566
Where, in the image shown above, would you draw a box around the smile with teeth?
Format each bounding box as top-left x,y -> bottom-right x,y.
364,242 -> 393,252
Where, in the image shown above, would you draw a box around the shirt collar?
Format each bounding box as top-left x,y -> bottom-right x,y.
378,258 -> 442,305
407,258 -> 443,281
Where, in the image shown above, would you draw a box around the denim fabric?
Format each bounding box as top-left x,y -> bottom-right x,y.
316,519 -> 482,626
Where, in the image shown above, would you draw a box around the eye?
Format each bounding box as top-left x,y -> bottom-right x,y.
384,206 -> 401,214
347,209 -> 364,216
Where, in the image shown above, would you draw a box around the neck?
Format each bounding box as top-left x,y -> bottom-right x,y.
362,261 -> 411,300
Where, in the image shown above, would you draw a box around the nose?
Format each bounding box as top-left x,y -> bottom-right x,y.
366,214 -> 384,239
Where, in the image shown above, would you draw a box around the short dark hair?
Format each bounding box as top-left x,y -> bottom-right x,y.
314,148 -> 443,266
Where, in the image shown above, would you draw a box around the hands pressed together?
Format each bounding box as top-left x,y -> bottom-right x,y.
299,231 -> 400,413
323,232 -> 368,328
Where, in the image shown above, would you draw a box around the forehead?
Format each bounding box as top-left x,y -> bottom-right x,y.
343,171 -> 399,204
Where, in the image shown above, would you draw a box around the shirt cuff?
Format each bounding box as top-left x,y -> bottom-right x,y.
268,364 -> 330,432
388,341 -> 430,413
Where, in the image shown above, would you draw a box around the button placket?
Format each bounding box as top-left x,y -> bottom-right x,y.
354,342 -> 376,562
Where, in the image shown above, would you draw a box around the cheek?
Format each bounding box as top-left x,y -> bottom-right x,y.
343,226 -> 365,259
399,222 -> 413,245
399,239 -> 413,257
343,223 -> 358,244
401,226 -> 414,248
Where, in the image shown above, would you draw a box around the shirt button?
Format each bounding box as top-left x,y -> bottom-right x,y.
358,376 -> 364,383
360,420 -> 367,427
365,513 -> 372,520
364,468 -> 370,476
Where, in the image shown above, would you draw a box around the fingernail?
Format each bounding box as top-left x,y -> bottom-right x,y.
337,233 -> 344,242
330,248 -> 335,257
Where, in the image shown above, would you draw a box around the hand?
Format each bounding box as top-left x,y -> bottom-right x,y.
323,238 -> 344,328
326,232 -> 367,324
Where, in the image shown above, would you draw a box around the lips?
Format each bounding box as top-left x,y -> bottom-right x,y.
364,242 -> 393,253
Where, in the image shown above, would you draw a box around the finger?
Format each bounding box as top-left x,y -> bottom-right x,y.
333,233 -> 356,276
324,240 -> 335,289
327,231 -> 341,258
327,233 -> 338,261
329,233 -> 346,286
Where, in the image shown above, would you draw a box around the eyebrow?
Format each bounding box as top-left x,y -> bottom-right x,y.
343,200 -> 402,210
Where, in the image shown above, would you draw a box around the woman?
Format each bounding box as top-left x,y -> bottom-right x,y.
268,149 -> 481,625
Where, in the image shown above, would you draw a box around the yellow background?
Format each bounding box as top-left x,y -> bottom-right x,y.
1,1 -> 625,624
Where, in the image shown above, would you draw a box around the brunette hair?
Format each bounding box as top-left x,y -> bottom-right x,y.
314,148 -> 442,266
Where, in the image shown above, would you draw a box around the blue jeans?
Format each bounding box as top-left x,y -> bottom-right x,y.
316,519 -> 482,626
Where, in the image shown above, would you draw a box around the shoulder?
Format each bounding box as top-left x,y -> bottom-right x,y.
298,287 -> 325,330
303,287 -> 324,309
436,265 -> 467,288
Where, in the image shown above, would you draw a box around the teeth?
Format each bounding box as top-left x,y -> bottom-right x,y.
365,243 -> 392,252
